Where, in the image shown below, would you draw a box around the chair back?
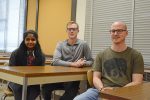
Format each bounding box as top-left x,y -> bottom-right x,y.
4,62 -> 9,66
87,69 -> 94,87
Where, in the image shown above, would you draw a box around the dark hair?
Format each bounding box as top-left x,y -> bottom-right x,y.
20,30 -> 40,50
14,30 -> 45,66
23,30 -> 38,40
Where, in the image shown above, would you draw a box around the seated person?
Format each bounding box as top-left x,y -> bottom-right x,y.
73,21 -> 144,100
8,30 -> 45,100
42,21 -> 93,100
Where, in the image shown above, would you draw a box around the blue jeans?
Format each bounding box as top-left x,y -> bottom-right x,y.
73,88 -> 100,100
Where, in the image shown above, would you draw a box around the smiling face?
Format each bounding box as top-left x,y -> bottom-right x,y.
110,22 -> 128,44
24,33 -> 37,50
66,22 -> 79,40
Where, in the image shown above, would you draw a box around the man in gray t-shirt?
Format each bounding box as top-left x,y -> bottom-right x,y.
42,21 -> 93,100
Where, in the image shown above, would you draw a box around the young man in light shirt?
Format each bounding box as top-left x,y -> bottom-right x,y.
42,21 -> 93,100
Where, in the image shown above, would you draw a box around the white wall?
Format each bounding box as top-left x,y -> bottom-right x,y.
76,0 -> 86,40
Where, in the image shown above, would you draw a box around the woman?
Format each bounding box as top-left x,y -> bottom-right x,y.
8,30 -> 45,100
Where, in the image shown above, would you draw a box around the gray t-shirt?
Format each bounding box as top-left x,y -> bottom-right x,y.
52,39 -> 93,67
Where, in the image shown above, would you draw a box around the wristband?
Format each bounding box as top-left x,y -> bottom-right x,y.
99,87 -> 103,92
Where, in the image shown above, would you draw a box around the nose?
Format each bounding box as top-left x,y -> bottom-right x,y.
70,29 -> 74,32
28,40 -> 33,43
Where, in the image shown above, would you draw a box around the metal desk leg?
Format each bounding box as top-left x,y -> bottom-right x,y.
22,77 -> 27,100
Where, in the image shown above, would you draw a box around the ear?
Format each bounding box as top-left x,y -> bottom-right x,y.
77,29 -> 79,33
126,30 -> 128,36
66,29 -> 67,32
34,40 -> 37,44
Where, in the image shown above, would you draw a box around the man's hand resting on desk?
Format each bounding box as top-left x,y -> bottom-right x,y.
101,87 -> 114,92
70,58 -> 86,68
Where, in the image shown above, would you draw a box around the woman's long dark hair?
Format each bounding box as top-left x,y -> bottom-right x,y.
15,30 -> 45,66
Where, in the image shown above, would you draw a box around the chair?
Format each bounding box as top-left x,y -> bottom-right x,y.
87,70 -> 106,100
1,86 -> 42,100
87,69 -> 94,87
1,87 -> 14,100
1,62 -> 13,100
52,90 -> 65,100
1,62 -> 42,100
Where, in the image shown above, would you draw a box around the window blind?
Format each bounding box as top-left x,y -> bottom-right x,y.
133,0 -> 150,65
85,0 -> 133,58
85,0 -> 150,66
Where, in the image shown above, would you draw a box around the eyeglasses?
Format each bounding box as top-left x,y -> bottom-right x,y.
110,29 -> 126,34
67,28 -> 78,31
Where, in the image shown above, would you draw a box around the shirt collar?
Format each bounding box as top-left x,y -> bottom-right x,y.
66,39 -> 80,46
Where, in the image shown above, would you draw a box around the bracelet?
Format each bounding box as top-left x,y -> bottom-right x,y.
99,87 -> 103,92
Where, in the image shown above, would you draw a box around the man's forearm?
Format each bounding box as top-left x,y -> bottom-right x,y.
84,61 -> 93,67
93,78 -> 104,91
52,60 -> 71,66
124,81 -> 143,87
125,74 -> 143,87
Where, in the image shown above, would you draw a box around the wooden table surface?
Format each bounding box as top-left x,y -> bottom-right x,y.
0,66 -> 91,100
0,60 -> 9,65
0,56 -> 9,60
0,66 -> 91,77
0,57 -> 51,65
100,82 -> 150,100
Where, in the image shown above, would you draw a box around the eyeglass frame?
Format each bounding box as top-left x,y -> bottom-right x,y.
110,29 -> 127,34
67,28 -> 78,31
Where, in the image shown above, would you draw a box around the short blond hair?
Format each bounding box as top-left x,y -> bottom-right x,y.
66,21 -> 79,29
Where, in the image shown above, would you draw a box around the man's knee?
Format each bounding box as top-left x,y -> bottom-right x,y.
73,88 -> 99,100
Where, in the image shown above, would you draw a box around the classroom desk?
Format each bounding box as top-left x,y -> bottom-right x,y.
45,60 -> 52,65
144,66 -> 150,73
0,56 -> 52,65
100,82 -> 150,100
0,60 -> 51,65
0,60 -> 9,65
0,66 -> 91,100
0,56 -> 10,60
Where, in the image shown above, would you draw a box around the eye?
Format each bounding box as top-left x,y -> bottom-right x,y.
110,30 -> 116,33
118,30 -> 123,32
31,38 -> 36,41
110,29 -> 126,34
67,28 -> 78,31
25,37 -> 36,41
25,38 -> 30,41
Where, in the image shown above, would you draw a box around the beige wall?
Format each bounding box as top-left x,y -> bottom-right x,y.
27,0 -> 71,55
27,0 -> 36,30
38,0 -> 71,55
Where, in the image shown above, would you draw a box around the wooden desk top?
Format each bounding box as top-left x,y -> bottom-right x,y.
144,66 -> 150,73
100,82 -> 150,100
0,56 -> 52,65
0,56 -> 10,60
0,66 -> 91,77
0,60 -> 9,64
45,60 -> 51,65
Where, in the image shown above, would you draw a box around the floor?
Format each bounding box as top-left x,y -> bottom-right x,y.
0,80 -> 14,100
0,81 -> 61,100
0,80 -> 87,100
